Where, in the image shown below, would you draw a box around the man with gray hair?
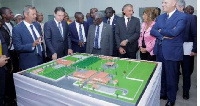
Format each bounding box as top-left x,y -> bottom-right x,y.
115,4 -> 140,59
176,0 -> 197,100
13,5 -> 45,70
86,12 -> 113,56
150,0 -> 187,105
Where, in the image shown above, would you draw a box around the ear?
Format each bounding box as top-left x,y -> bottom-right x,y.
2,13 -> 6,18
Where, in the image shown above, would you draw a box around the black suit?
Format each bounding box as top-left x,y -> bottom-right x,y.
181,14 -> 197,92
1,21 -> 19,103
44,20 -> 71,59
115,16 -> 140,59
0,31 -> 9,105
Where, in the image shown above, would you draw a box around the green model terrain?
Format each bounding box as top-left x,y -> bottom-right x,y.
26,54 -> 157,104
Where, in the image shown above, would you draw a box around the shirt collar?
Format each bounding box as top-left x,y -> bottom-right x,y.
97,21 -> 103,27
54,18 -> 61,25
168,9 -> 176,18
110,14 -> 114,20
23,20 -> 32,28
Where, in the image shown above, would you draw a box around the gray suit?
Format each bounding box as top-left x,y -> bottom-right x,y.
86,23 -> 113,56
115,16 -> 140,59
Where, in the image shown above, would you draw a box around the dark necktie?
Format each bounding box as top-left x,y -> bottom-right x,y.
79,23 -> 84,42
58,22 -> 63,37
94,26 -> 100,49
30,25 -> 42,57
127,18 -> 130,29
107,18 -> 110,25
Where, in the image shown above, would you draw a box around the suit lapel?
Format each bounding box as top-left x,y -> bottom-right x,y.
21,22 -> 34,42
52,20 -> 63,40
165,10 -> 179,26
101,23 -> 106,43
73,22 -> 79,39
62,21 -> 66,39
91,25 -> 96,46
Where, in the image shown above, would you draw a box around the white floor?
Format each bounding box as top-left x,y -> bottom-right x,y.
160,56 -> 197,106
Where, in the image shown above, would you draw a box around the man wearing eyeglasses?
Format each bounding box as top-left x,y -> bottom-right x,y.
86,12 -> 113,56
115,4 -> 140,59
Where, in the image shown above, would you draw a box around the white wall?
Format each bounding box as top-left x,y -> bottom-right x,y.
0,0 -> 197,22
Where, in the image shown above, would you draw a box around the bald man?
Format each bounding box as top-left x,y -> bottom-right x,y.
150,0 -> 187,105
69,12 -> 89,53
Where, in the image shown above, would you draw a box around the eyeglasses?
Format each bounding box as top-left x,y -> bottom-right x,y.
93,18 -> 100,22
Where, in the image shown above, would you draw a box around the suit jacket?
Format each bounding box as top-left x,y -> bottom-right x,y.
138,21 -> 156,55
12,21 -> 44,69
0,21 -> 13,49
69,21 -> 89,46
86,23 -> 113,56
44,20 -> 71,59
150,10 -> 187,61
0,31 -> 8,98
87,17 -> 94,26
103,15 -> 119,33
183,14 -> 197,53
115,16 -> 140,53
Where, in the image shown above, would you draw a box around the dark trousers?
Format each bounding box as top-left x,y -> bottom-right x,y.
72,44 -> 86,53
4,50 -> 19,104
9,50 -> 19,73
156,45 -> 179,103
140,51 -> 156,61
0,69 -> 5,106
180,55 -> 194,91
119,47 -> 137,59
92,48 -> 102,55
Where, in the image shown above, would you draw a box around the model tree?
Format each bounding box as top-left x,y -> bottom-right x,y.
123,70 -> 126,78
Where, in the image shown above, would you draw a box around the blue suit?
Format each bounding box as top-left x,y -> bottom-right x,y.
181,14 -> 197,92
69,21 -> 89,53
150,10 -> 186,103
87,17 -> 94,26
0,31 -> 8,105
13,21 -> 44,70
103,15 -> 119,56
44,20 -> 71,59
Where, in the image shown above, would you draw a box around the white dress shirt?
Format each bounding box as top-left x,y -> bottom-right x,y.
108,14 -> 115,25
94,22 -> 103,48
54,18 -> 63,37
75,21 -> 86,42
168,9 -> 176,19
23,21 -> 43,52
124,16 -> 131,27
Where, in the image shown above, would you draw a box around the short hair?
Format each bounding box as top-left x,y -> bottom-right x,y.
122,4 -> 133,11
54,7 -> 65,13
74,12 -> 83,18
23,5 -> 36,15
154,7 -> 161,17
90,8 -> 98,13
143,8 -> 157,21
94,12 -> 103,19
177,0 -> 186,8
105,7 -> 114,13
0,7 -> 10,17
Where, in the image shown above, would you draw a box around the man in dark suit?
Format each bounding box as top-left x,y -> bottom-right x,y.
44,7 -> 72,61
115,4 -> 140,59
0,30 -> 9,106
86,12 -> 113,56
87,8 -> 98,26
103,7 -> 119,57
176,0 -> 197,100
13,5 -> 45,70
0,7 -> 18,105
150,0 -> 187,105
69,12 -> 89,53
